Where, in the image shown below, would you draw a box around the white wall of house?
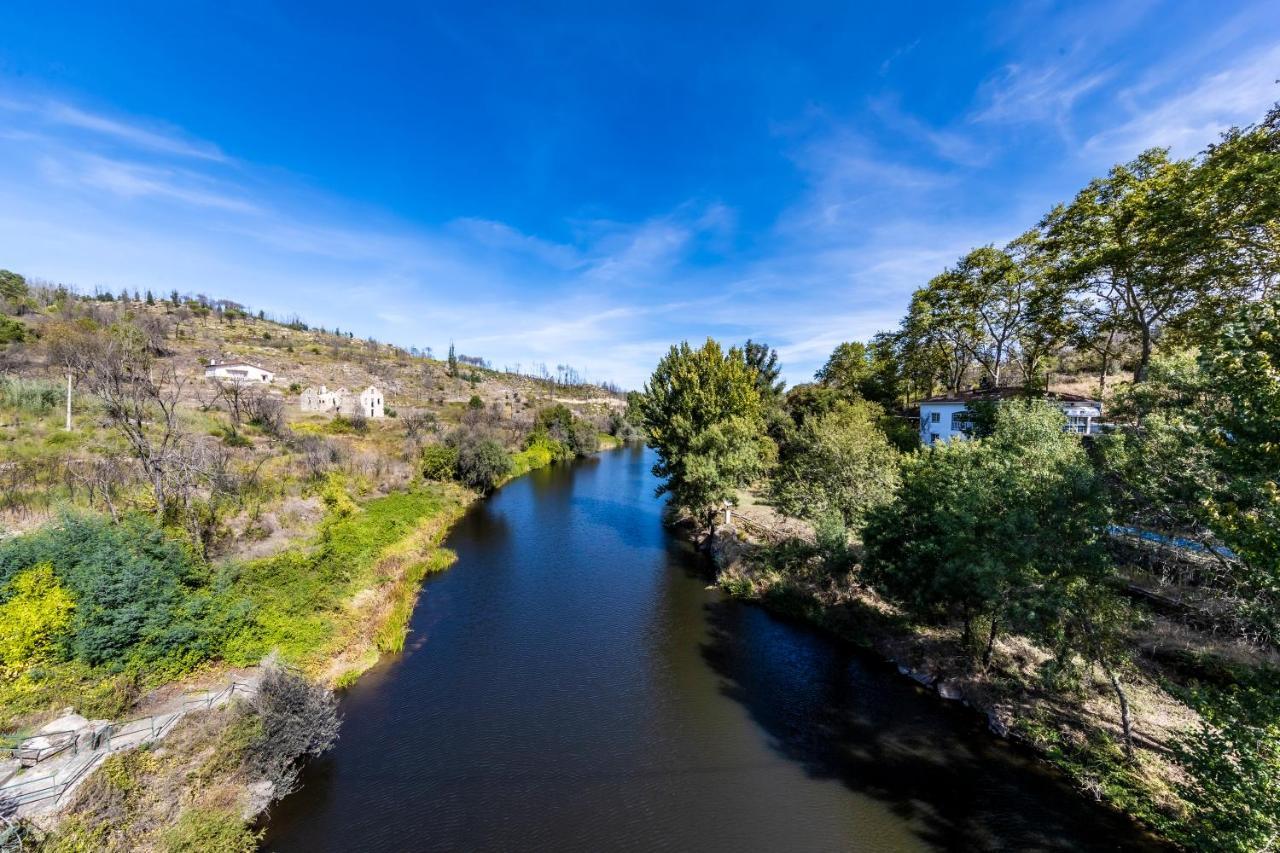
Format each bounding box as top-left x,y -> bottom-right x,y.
299,384 -> 385,418
919,401 -> 972,445
919,399 -> 1102,445
205,362 -> 274,383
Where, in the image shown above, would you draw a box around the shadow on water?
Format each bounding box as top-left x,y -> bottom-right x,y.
698,596 -> 1168,852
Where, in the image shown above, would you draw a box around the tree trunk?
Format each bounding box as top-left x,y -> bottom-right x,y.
1134,325 -> 1153,383
983,617 -> 999,669
1103,662 -> 1135,761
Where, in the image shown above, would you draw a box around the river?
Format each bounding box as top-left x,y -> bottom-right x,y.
263,444 -> 1161,852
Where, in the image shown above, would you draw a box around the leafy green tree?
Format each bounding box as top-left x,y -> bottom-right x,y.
1170,676 -> 1280,853
421,443 -> 460,481
864,402 -> 1112,667
1042,148 -> 1205,381
815,341 -> 872,391
770,399 -> 899,532
0,269 -> 28,304
447,341 -> 459,378
641,339 -> 768,530
452,436 -> 511,493
743,339 -> 784,401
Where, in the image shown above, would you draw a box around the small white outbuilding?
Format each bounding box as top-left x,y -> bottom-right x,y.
204,359 -> 274,384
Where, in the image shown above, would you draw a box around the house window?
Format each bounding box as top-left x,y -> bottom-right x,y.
930,432 -> 941,444
951,412 -> 973,436
1067,415 -> 1089,434
930,411 -> 940,424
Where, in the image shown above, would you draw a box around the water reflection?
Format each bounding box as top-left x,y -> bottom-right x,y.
263,445 -> 1163,852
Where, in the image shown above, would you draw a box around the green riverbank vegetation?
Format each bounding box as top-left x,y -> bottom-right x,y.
641,104 -> 1280,851
0,275 -> 628,846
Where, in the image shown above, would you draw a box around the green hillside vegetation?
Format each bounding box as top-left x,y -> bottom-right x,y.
0,273 -> 631,845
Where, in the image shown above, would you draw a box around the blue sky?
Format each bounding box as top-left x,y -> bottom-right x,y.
1,1 -> 1277,387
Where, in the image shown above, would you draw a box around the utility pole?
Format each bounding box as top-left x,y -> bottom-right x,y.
65,372 -> 73,431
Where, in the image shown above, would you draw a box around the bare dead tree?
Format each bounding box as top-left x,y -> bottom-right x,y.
51,324 -> 189,517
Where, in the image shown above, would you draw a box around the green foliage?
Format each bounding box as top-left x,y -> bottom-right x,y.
453,436 -> 512,493
1170,674 -> 1280,853
0,514 -> 247,671
864,402 -> 1111,654
1102,297 -> 1280,636
641,338 -> 769,526
225,486 -> 461,664
0,375 -> 61,414
531,404 -> 598,457
0,315 -> 30,342
770,399 -> 900,531
0,268 -> 27,302
743,339 -> 784,400
161,807 -> 261,853
467,394 -> 484,410
0,563 -> 74,677
421,443 -> 460,481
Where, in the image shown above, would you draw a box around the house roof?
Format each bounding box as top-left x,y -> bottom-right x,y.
207,359 -> 271,371
918,386 -> 1099,406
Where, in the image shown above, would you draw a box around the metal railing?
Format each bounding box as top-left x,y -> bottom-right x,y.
0,678 -> 257,811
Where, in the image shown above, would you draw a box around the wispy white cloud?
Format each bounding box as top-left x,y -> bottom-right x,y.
1085,42 -> 1280,159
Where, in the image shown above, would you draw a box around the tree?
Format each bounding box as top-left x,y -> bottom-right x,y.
641,339 -> 768,530
948,244 -> 1031,387
815,341 -> 872,391
864,402 -> 1113,668
0,269 -> 28,305
447,341 -> 459,378
47,321 -> 191,516
743,339 -> 784,400
1043,148 -> 1205,382
1171,677 -> 1280,853
770,399 -> 900,531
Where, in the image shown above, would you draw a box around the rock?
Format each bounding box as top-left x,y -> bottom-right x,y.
898,664 -> 935,687
936,680 -> 963,701
987,710 -> 1010,737
39,713 -> 88,734
243,779 -> 276,819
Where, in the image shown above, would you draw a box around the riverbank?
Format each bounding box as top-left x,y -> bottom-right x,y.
691,515 -> 1198,846
9,445 -> 615,849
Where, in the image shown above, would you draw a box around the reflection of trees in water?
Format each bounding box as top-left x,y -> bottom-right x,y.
698,599 -> 1169,852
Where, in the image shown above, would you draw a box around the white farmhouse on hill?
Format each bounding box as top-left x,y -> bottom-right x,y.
300,385 -> 385,418
918,387 -> 1102,445
204,359 -> 274,384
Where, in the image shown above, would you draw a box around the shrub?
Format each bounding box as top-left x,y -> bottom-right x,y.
245,663 -> 340,797
0,375 -> 61,414
421,444 -> 459,481
0,316 -> 29,343
0,563 -> 75,678
453,437 -> 512,493
162,807 -> 260,853
0,514 -> 246,670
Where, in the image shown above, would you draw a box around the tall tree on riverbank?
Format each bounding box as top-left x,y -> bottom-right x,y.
641,339 -> 769,532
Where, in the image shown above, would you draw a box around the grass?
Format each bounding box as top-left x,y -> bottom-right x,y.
221,479 -> 470,673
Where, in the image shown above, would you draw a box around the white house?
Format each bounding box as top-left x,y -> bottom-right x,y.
205,359 -> 274,384
918,387 -> 1102,445
300,385 -> 385,418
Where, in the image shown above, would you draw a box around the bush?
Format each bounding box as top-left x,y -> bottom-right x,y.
0,514 -> 246,670
454,437 -> 512,493
245,663 -> 340,797
0,375 -> 61,414
162,807 -> 261,853
0,563 -> 74,678
421,444 -> 459,481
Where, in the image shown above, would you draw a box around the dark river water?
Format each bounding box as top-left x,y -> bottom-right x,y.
263,445 -> 1161,852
